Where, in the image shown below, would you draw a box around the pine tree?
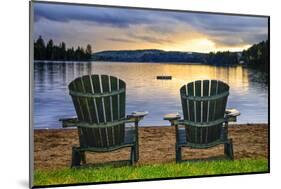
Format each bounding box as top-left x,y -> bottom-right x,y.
34,36 -> 46,60
85,44 -> 92,60
46,40 -> 54,60
60,42 -> 66,60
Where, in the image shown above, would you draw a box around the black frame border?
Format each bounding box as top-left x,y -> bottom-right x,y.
29,0 -> 270,188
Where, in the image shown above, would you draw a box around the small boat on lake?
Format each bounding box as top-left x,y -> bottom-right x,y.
156,76 -> 172,80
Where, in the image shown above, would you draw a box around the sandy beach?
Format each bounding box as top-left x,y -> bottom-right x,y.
34,124 -> 268,170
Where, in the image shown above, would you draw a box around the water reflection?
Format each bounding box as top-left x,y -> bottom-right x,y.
34,61 -> 268,128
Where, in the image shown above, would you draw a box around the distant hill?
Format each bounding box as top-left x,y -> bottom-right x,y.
92,49 -> 208,63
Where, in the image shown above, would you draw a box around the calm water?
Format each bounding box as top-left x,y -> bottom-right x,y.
33,61 -> 268,128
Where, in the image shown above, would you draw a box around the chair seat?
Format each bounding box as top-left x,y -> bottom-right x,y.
177,127 -> 227,149
77,126 -> 136,152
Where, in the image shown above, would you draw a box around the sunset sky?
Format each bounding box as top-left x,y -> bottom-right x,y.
33,2 -> 268,53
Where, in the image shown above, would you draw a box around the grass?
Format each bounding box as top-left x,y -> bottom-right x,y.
34,158 -> 268,186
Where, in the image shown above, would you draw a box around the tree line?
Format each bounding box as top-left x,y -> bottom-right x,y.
34,36 -> 92,61
206,40 -> 268,73
241,40 -> 269,73
207,51 -> 238,66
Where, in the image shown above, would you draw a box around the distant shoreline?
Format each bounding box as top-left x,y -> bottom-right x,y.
34,59 -> 204,64
34,60 -> 92,63
33,60 -> 241,66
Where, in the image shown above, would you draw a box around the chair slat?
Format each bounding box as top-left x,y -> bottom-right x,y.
111,127 -> 115,146
107,127 -> 114,146
98,127 -> 104,147
81,76 -> 96,123
108,77 -> 114,122
117,79 -> 120,119
81,76 -> 93,123
118,80 -> 126,145
180,85 -> 188,120
194,80 -> 202,123
104,127 -> 111,147
99,75 -> 107,123
187,82 -> 195,122
69,96 -> 83,120
90,75 -> 100,123
119,79 -> 126,119
202,80 -> 209,122
92,75 -> 105,123
208,80 -> 218,121
101,75 -> 111,123
69,81 -> 84,120
110,76 -> 119,121
74,80 -> 88,121
215,81 -> 228,120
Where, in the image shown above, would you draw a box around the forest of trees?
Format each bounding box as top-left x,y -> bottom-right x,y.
92,49 -> 240,66
34,36 -> 92,61
241,40 -> 269,73
206,51 -> 238,66
206,40 -> 269,72
34,35 -> 268,73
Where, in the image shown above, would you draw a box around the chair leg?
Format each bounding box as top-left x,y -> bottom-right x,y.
176,145 -> 182,163
134,143 -> 139,162
81,151 -> 86,164
71,147 -> 82,167
130,146 -> 135,165
224,139 -> 234,160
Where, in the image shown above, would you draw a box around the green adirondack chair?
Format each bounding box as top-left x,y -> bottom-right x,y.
60,74 -> 148,167
164,80 -> 240,162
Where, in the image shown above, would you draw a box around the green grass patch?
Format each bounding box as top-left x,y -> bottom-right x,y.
34,159 -> 268,186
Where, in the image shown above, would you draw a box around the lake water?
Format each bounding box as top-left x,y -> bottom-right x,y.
33,61 -> 268,129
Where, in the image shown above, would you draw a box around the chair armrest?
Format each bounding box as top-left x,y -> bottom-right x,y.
127,111 -> 149,122
164,113 -> 181,126
225,108 -> 240,122
59,117 -> 78,128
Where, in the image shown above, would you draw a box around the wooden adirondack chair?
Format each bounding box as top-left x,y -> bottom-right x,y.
60,74 -> 148,167
164,80 -> 240,162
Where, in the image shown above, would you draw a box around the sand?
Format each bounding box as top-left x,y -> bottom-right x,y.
34,124 -> 268,170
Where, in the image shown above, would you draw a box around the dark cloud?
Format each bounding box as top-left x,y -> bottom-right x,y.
210,32 -> 267,47
145,25 -> 175,34
107,37 -> 135,43
169,12 -> 268,46
33,2 -> 268,49
34,3 -> 157,28
128,34 -> 174,44
169,12 -> 267,32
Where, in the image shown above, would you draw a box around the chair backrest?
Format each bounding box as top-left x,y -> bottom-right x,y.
180,80 -> 229,144
68,74 -> 126,148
